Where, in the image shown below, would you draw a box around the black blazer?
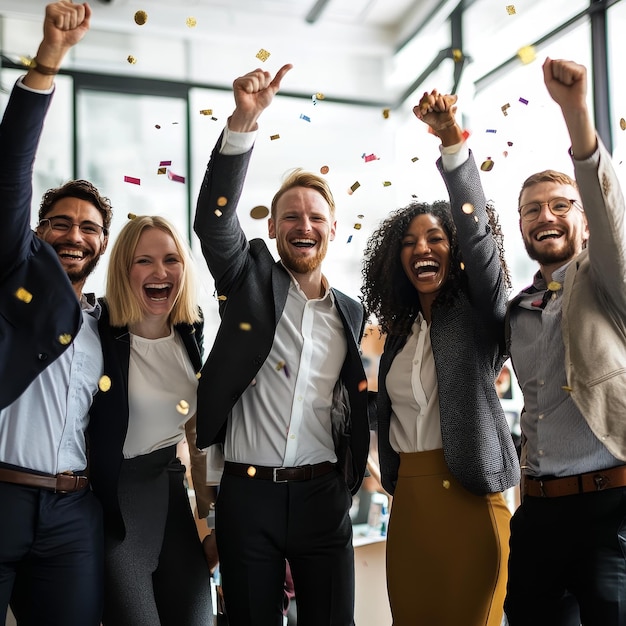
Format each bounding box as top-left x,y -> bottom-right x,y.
193,136 -> 370,495
87,299 -> 203,539
0,82 -> 82,410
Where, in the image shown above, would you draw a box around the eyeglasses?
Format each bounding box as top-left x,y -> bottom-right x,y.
39,216 -> 107,236
518,197 -> 581,223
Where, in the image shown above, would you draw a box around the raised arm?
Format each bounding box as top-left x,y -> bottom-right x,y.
0,1 -> 91,279
414,90 -> 509,325
193,64 -> 292,293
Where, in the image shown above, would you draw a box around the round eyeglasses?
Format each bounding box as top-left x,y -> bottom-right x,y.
518,197 -> 581,223
39,216 -> 107,236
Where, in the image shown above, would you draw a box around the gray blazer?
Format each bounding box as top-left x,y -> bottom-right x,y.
377,152 -> 520,496
193,135 -> 370,495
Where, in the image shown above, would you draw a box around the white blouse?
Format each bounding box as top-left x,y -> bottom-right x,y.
123,329 -> 198,459
386,316 -> 443,453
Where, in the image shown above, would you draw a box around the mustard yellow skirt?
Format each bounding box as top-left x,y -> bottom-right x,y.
386,450 -> 511,626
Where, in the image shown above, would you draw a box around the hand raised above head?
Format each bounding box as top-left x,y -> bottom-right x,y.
43,1 -> 92,52
542,57 -> 587,110
229,63 -> 293,132
413,89 -> 463,146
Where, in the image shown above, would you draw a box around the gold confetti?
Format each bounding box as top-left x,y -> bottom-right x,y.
199,109 -> 213,116
501,103 -> 511,116
320,165 -> 330,175
270,134 -> 280,141
460,262 -> 465,270
15,287 -> 32,303
452,49 -> 463,62
196,372 -> 202,379
127,55 -> 137,65
358,380 -> 368,392
256,48 -> 271,62
157,167 -> 166,175
128,213 -> 137,220
217,295 -> 227,301
217,197 -> 228,207
517,45 -> 536,65
349,181 -> 360,194
58,333 -> 72,345
354,223 -> 362,230
357,214 -> 364,219
214,209 -> 223,217
480,158 -> 494,172
562,385 -> 573,392
239,322 -> 252,331
462,203 -> 475,214
382,108 -> 390,119
134,10 -> 147,25
411,156 -> 419,162
247,466 -> 257,477
383,181 -> 392,187
620,118 -> 626,131
276,361 -> 285,371
547,281 -> 562,291
176,399 -> 190,415
98,375 -> 112,392
506,5 -> 516,15
442,479 -> 451,489
250,205 -> 269,219
315,93 -> 325,100
186,16 -> 197,28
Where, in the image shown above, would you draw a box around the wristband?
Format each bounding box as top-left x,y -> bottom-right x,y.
29,58 -> 60,76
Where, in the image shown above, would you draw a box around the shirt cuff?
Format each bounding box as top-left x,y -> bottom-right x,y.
439,141 -> 469,172
220,124 -> 257,155
569,142 -> 600,168
16,75 -> 55,95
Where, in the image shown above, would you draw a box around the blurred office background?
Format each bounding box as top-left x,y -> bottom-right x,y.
0,0 -> 624,345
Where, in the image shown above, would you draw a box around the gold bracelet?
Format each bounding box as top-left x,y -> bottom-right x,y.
29,58 -> 60,76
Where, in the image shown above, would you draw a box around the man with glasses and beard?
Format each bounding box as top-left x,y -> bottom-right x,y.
193,64 -> 370,626
0,3 -> 111,625
504,58 -> 626,626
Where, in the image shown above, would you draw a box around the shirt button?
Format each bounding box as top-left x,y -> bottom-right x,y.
538,414 -> 544,420
289,434 -> 296,440
38,353 -> 48,361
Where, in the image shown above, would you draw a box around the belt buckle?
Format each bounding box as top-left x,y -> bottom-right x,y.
55,471 -> 83,494
273,467 -> 288,483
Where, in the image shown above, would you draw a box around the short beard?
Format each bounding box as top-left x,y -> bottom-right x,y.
65,254 -> 101,285
523,237 -> 579,266
278,240 -> 328,275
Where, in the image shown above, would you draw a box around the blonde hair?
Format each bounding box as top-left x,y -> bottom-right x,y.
105,215 -> 201,327
270,168 -> 336,219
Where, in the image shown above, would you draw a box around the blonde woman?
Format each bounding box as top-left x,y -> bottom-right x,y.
88,215 -> 213,626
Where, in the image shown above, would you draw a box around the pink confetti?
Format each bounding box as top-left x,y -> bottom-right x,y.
124,175 -> 141,185
167,170 -> 186,184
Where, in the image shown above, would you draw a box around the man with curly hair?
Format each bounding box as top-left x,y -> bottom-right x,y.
0,3 -> 111,624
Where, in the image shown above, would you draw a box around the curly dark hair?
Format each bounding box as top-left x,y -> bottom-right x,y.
361,200 -> 510,337
39,179 -> 113,234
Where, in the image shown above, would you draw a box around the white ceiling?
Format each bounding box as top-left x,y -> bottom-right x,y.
0,0 -> 452,103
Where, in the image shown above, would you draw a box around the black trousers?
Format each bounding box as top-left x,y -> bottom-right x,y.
216,469 -> 355,626
0,480 -> 104,626
102,446 -> 213,626
505,486 -> 626,626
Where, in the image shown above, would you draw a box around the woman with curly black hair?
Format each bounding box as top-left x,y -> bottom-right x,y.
361,91 -> 520,626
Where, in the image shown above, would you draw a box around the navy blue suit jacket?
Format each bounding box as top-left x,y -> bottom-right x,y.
193,137 -> 369,495
0,82 -> 82,410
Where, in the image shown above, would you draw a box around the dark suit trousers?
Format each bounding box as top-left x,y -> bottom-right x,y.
216,469 -> 355,626
0,481 -> 104,626
505,487 -> 626,626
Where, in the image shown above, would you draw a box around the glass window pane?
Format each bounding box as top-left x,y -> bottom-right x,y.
76,90 -> 188,295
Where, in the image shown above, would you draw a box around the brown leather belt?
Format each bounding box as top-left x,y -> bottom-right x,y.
523,465 -> 626,498
0,468 -> 88,493
224,461 -> 336,483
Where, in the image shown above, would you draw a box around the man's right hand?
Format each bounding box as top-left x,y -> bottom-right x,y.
25,2 -> 91,90
228,64 -> 293,133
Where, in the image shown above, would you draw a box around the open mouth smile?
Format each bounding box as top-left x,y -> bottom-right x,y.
144,283 -> 172,301
413,259 -> 440,278
291,238 -> 316,249
535,229 -> 563,242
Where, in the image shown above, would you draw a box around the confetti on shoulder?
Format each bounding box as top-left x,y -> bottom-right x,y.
15,287 -> 32,303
